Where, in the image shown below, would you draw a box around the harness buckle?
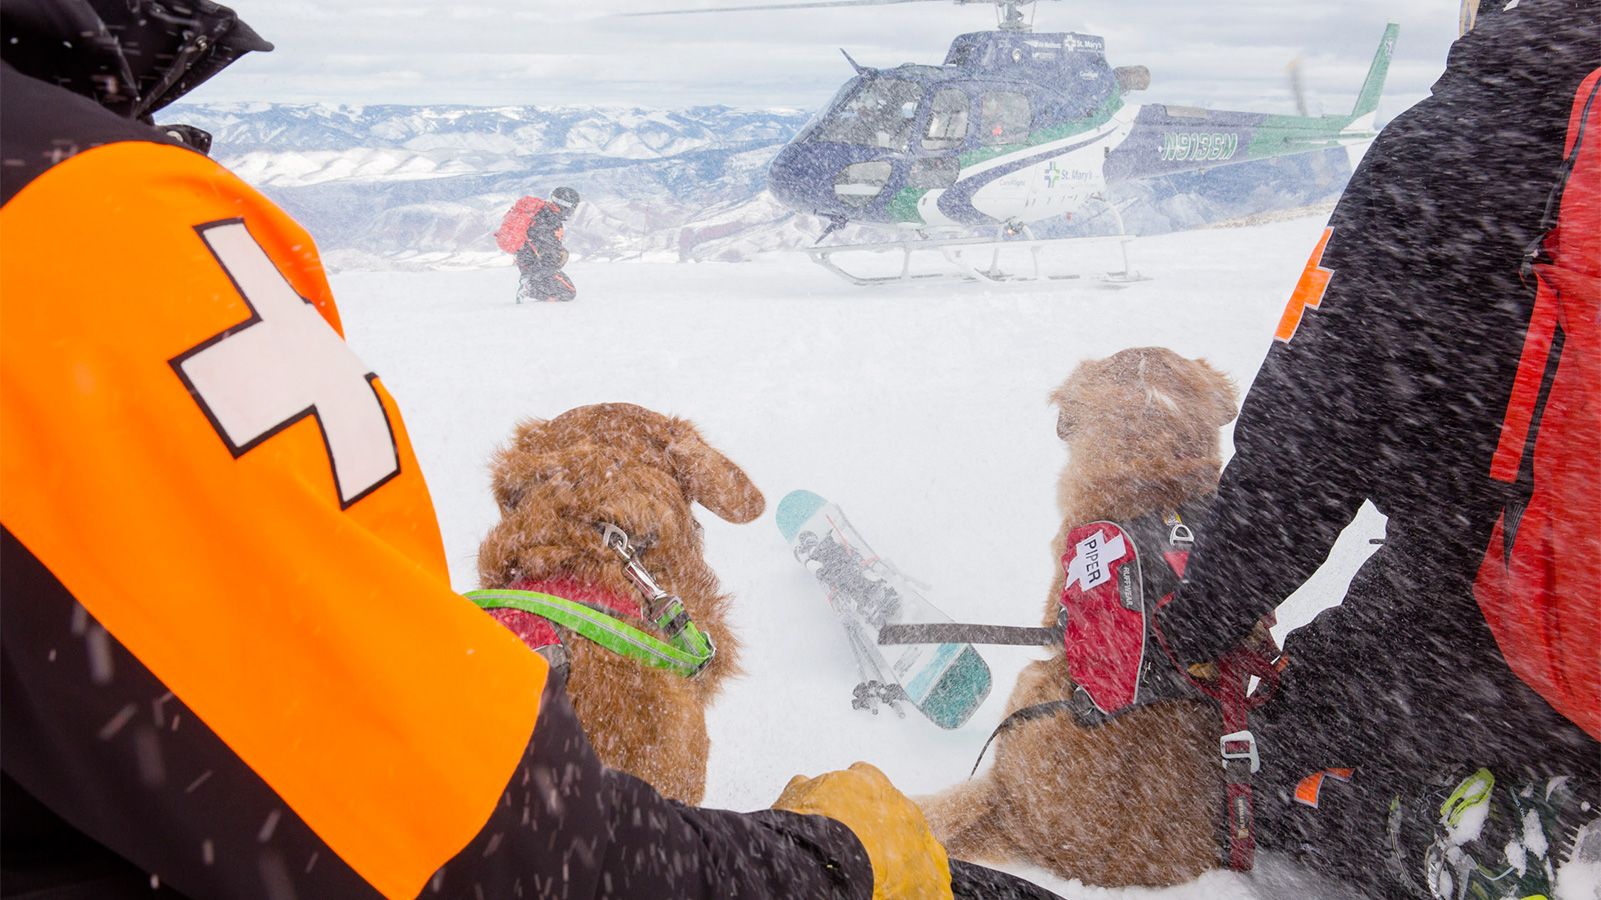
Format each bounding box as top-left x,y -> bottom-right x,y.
1220,729 -> 1260,774
690,631 -> 717,677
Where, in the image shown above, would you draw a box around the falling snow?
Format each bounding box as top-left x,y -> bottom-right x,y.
330,223 -> 1391,898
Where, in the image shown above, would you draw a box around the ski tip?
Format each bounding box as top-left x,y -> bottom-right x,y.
775,489 -> 829,542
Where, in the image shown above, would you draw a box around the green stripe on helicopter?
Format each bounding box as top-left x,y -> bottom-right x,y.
887,187 -> 929,223
957,94 -> 1126,169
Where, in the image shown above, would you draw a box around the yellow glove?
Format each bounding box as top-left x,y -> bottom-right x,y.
772,761 -> 953,900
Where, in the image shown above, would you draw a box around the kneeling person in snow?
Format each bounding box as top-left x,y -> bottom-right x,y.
509,187 -> 579,303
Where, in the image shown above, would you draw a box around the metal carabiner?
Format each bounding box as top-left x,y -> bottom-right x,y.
599,522 -> 633,560
598,521 -> 674,618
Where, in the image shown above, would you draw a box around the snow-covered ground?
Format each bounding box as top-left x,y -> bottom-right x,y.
333,215 -> 1392,898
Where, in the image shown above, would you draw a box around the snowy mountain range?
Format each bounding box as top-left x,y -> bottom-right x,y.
166,102 -> 1353,271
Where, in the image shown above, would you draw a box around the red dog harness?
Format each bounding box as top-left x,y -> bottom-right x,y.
878,502 -> 1283,871
488,577 -> 648,673
1061,510 -> 1282,871
468,523 -> 718,680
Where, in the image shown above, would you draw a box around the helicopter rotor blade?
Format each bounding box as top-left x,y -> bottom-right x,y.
1286,57 -> 1309,117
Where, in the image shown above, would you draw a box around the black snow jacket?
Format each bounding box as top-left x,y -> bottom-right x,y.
1158,0 -> 1601,667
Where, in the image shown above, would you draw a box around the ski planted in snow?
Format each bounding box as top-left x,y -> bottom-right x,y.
776,489 -> 992,729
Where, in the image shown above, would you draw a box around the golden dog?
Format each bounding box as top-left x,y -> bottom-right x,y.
920,347 -> 1240,886
476,402 -> 764,804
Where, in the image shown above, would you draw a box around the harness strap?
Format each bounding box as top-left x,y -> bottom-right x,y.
465,588 -> 715,678
966,699 -> 1077,777
878,622 -> 1060,646
1150,597 -> 1282,872
516,577 -> 645,621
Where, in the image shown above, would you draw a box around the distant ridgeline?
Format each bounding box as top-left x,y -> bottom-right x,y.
165,103 -> 1352,272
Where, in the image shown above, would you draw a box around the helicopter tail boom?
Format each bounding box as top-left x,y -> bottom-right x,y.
1101,24 -> 1398,185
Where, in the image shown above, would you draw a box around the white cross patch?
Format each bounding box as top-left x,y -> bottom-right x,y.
173,221 -> 399,508
1065,529 -> 1127,592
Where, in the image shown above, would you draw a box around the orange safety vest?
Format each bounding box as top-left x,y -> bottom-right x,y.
0,141 -> 548,897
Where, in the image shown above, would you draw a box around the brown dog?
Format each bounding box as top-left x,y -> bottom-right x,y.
920,347 -> 1240,887
476,402 -> 764,805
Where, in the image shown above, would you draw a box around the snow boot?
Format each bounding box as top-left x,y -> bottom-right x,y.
1385,766 -> 1598,900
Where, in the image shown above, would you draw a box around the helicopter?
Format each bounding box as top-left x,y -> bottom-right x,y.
628,0 -> 1398,284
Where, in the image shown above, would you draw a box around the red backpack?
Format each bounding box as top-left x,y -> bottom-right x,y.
1475,68 -> 1601,741
495,196 -> 547,253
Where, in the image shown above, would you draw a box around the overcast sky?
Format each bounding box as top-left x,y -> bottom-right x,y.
189,0 -> 1464,120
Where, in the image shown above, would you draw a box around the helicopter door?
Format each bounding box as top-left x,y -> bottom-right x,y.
922,88 -> 970,152
968,90 -> 1034,218
909,157 -> 958,189
978,91 -> 1032,146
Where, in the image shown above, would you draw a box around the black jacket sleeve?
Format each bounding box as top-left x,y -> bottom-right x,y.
441,672 -> 872,899
1156,0 -> 1601,665
1155,133 -> 1403,664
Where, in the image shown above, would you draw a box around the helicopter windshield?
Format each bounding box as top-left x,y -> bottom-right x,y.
813,77 -> 923,151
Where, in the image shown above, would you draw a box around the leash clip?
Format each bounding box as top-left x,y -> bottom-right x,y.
599,522 -> 681,627
599,522 -> 635,559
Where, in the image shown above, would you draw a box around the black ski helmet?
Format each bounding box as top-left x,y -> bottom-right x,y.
551,187 -> 581,214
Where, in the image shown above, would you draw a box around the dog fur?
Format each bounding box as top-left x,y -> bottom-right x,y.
476,402 -> 764,805
919,347 -> 1240,887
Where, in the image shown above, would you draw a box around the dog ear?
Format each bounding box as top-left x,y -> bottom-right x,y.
1048,382 -> 1079,440
663,426 -> 765,524
611,410 -> 765,524
490,417 -> 555,512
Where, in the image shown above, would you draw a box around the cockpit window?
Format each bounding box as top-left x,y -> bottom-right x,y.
978,91 -> 1032,145
814,77 -> 923,151
923,89 -> 970,151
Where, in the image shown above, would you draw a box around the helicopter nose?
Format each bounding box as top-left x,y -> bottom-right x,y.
768,142 -> 838,214
768,141 -> 891,218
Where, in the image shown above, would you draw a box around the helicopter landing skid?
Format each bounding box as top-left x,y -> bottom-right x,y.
805,229 -> 1148,287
